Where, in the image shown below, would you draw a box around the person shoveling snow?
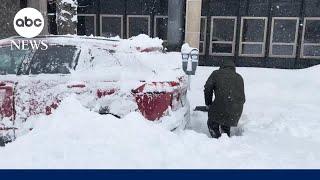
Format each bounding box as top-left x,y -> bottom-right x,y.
203,59 -> 245,138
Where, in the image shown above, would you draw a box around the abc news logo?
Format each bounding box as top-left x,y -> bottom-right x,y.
11,8 -> 48,51
15,16 -> 42,28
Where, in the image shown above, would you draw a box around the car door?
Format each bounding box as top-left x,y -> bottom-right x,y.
14,44 -> 81,118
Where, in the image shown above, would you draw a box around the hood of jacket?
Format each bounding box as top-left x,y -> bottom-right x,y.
220,59 -> 236,71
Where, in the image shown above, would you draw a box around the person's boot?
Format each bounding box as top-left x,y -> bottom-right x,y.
221,125 -> 231,137
0,136 -> 5,147
209,128 -> 222,138
210,122 -> 222,139
212,131 -> 222,139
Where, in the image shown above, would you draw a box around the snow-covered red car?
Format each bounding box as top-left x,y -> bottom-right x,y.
0,35 -> 189,142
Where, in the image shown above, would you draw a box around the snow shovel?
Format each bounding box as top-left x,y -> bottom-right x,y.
194,106 -> 209,112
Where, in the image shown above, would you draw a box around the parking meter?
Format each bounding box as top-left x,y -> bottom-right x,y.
181,48 -> 199,75
190,49 -> 199,75
181,52 -> 189,74
181,44 -> 199,90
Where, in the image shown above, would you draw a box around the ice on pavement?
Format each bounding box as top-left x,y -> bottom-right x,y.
1,65 -> 320,168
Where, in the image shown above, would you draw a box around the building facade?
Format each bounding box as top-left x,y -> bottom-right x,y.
8,0 -> 320,68
0,0 -> 21,39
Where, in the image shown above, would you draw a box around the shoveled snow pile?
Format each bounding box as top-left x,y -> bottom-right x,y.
0,65 -> 320,168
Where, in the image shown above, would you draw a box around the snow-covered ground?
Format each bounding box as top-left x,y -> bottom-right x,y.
0,65 -> 320,169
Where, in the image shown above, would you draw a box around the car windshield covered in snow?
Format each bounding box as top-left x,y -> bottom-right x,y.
0,46 -> 31,75
18,45 -> 79,75
0,45 -> 79,75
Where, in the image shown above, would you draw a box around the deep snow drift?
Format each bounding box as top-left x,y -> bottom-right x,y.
0,65 -> 320,168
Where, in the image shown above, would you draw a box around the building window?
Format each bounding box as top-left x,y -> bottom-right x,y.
269,17 -> 299,58
301,17 -> 320,59
199,16 -> 207,55
127,15 -> 151,38
209,16 -> 237,56
154,15 -> 168,42
77,14 -> 96,36
239,17 -> 268,57
100,15 -> 123,38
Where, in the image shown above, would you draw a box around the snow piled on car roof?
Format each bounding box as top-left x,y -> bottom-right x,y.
1,34 -> 164,52
0,34 -> 185,83
117,34 -> 163,52
42,34 -> 163,52
69,35 -> 183,83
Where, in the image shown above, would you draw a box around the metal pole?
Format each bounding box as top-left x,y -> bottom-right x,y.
167,0 -> 184,51
188,75 -> 191,90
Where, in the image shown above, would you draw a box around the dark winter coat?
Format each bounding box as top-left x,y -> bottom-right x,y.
204,60 -> 245,127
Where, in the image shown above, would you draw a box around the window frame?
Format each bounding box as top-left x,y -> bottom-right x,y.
77,14 -> 97,36
127,15 -> 151,38
239,16 -> 268,57
300,17 -> 320,59
100,14 -> 124,38
269,17 -> 299,58
199,16 -> 207,55
209,16 -> 237,56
